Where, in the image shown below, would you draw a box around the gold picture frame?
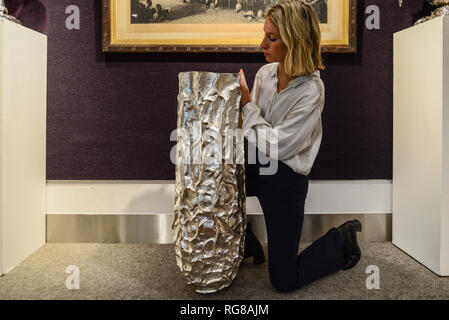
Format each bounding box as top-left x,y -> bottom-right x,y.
102,0 -> 357,53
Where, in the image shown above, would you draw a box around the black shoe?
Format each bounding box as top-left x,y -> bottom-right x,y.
336,219 -> 362,270
243,222 -> 266,265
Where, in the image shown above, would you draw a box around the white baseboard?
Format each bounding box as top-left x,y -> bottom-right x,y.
46,180 -> 392,215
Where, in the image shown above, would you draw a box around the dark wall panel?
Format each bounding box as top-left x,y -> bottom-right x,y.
5,0 -> 432,180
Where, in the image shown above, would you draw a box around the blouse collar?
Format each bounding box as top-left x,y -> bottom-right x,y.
270,62 -> 320,88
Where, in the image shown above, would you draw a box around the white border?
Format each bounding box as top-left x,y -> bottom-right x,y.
46,180 -> 392,215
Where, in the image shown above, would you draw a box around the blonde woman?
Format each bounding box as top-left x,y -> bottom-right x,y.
239,0 -> 362,292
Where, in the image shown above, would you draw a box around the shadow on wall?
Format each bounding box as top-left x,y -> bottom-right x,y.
4,0 -> 47,33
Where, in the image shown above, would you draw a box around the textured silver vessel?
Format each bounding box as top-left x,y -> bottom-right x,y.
0,0 -> 21,24
173,71 -> 246,294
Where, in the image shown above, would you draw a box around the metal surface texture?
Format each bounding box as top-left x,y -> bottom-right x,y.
415,0 -> 449,25
428,0 -> 449,6
0,0 -> 21,24
46,213 -> 393,244
172,71 -> 246,294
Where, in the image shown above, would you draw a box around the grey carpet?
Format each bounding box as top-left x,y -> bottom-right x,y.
0,242 -> 448,300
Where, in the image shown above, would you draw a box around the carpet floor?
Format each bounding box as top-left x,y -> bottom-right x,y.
0,242 -> 448,300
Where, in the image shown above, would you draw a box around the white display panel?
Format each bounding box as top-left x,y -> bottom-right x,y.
393,15 -> 449,276
0,20 -> 47,275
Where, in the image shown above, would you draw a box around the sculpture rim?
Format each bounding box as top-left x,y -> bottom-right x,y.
427,0 -> 449,7
0,12 -> 22,25
0,0 -> 22,26
415,4 -> 449,25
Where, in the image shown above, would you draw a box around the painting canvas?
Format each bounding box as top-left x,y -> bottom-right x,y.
130,0 -> 327,24
102,0 -> 356,52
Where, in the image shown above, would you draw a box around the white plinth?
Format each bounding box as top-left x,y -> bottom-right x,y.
0,20 -> 47,275
393,16 -> 449,275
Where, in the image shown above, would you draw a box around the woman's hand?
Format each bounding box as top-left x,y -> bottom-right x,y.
239,69 -> 251,110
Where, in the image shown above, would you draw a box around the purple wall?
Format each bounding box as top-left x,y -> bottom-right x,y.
5,0 -> 432,180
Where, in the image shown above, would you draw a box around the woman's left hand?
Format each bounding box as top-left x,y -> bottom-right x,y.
239,69 -> 251,109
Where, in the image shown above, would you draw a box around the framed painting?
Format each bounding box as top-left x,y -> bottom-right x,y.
102,0 -> 357,53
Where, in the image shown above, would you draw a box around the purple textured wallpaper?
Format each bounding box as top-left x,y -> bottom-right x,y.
4,0 -> 432,180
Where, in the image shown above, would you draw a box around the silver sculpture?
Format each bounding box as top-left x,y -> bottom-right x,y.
173,71 -> 246,294
414,1 -> 449,25
0,0 -> 21,24
399,0 -> 449,25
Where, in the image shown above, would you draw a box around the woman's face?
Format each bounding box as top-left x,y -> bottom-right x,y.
260,18 -> 287,64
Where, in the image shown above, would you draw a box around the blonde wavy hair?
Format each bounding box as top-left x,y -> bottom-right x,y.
266,0 -> 325,77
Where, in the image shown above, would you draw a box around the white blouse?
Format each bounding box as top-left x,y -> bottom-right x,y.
242,62 -> 325,176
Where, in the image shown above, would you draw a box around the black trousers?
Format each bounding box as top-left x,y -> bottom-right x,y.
245,149 -> 344,292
